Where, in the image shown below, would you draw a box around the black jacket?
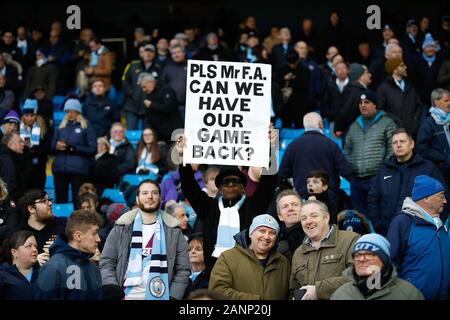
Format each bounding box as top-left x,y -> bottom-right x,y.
321,77 -> 348,122
83,93 -> 120,138
334,81 -> 367,133
113,140 -> 136,178
0,263 -> 40,300
144,85 -> 181,143
183,268 -> 211,299
276,223 -> 304,262
376,77 -> 423,136
411,55 -> 444,105
368,154 -> 448,235
0,200 -> 19,243
89,152 -> 120,196
179,164 -> 277,269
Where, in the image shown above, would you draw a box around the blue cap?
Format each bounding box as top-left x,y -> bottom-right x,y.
412,175 -> 445,201
63,98 -> 82,113
353,233 -> 391,265
249,214 -> 280,236
22,99 -> 38,114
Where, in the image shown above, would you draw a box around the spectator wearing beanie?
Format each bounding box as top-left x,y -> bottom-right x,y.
334,63 -> 372,137
51,98 -> 97,206
377,58 -> 423,136
344,90 -> 397,215
331,234 -> 424,300
98,203 -> 129,251
0,110 -> 20,140
387,175 -> 450,300
209,214 -> 290,300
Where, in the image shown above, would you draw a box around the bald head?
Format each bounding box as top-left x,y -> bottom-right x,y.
385,44 -> 403,59
303,112 -> 323,130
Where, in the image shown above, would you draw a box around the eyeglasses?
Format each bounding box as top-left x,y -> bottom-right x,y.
35,198 -> 53,205
354,252 -> 377,261
221,178 -> 243,186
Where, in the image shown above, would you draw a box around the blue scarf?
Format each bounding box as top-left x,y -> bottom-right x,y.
422,53 -> 436,67
136,148 -> 159,174
123,210 -> 170,300
430,107 -> 450,125
212,195 -> 246,258
20,122 -> 41,146
246,47 -> 257,63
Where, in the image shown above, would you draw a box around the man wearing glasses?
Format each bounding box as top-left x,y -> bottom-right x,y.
176,132 -> 277,270
9,189 -> 66,266
387,175 -> 450,300
331,233 -> 423,300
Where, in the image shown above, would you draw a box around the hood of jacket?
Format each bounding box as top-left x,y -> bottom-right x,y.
49,234 -> 93,262
115,208 -> 180,228
401,197 -> 439,226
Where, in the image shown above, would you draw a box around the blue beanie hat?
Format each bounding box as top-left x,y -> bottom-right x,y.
353,233 -> 391,265
412,175 -> 445,201
249,214 -> 280,236
422,33 -> 436,49
63,98 -> 82,113
22,99 -> 38,114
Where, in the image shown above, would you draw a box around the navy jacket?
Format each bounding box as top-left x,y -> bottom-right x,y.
0,263 -> 40,300
51,120 -> 97,175
368,154 -> 448,235
416,114 -> 450,173
36,235 -> 102,300
387,199 -> 450,300
279,130 -> 353,204
82,93 -> 120,138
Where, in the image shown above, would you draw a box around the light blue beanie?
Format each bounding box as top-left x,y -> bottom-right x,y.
63,98 -> 82,113
249,214 -> 280,236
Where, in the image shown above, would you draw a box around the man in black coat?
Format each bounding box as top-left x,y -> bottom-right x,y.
109,123 -> 136,179
377,58 -> 423,137
321,61 -> 349,126
176,129 -> 277,270
270,27 -> 294,74
334,63 -> 372,137
279,112 -> 353,205
82,80 -> 120,138
195,33 -> 231,62
0,132 -> 32,202
368,128 -> 448,235
140,73 -> 181,144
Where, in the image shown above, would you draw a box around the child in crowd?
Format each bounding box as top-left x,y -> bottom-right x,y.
306,170 -> 338,223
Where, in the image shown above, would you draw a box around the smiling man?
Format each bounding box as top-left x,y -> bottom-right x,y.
275,189 -> 304,261
100,179 -> 190,300
290,200 -> 359,300
387,175 -> 450,300
368,128 -> 448,235
209,214 -> 290,300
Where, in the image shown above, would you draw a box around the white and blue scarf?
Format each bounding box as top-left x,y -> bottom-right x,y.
90,46 -> 106,67
212,195 -> 246,258
422,53 -> 436,67
430,107 -> 450,148
20,122 -> 41,146
123,211 -> 170,300
136,148 -> 159,174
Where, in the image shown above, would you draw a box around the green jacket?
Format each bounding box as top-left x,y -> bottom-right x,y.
330,267 -> 424,300
209,230 -> 290,300
290,225 -> 360,299
345,111 -> 397,178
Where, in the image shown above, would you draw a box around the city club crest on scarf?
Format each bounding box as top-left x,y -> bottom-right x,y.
149,276 -> 165,298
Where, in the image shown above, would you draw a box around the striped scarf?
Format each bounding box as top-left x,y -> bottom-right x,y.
136,148 -> 159,174
20,122 -> 40,146
123,210 -> 170,300
212,195 -> 246,258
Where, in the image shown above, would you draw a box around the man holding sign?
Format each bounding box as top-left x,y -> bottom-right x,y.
176,60 -> 277,269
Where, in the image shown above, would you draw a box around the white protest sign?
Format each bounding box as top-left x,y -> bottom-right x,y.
184,60 -> 271,167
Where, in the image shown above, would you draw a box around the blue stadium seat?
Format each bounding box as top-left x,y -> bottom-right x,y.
280,138 -> 294,150
125,130 -> 142,147
274,118 -> 282,129
53,203 -> 74,218
122,173 -> 158,186
52,95 -> 65,111
340,177 -> 351,196
45,175 -> 54,189
280,128 -> 304,140
102,188 -> 126,204
53,111 -> 65,127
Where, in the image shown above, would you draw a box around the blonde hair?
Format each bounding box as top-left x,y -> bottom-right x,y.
97,136 -> 110,150
0,178 -> 8,201
20,114 -> 47,138
59,113 -> 88,129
